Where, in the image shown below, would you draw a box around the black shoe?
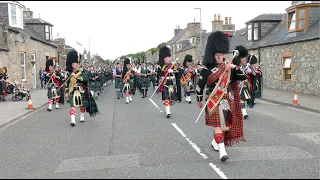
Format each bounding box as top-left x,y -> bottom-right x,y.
221,155 -> 229,162
166,114 -> 171,118
244,115 -> 249,119
47,109 -> 52,111
70,123 -> 76,127
117,97 -> 120,99
189,101 -> 191,104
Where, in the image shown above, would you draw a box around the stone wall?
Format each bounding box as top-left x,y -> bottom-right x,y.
175,46 -> 202,65
260,40 -> 320,96
0,29 -> 57,89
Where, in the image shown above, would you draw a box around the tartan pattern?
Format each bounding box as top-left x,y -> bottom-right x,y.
139,76 -> 150,88
47,86 -> 62,99
205,64 -> 245,147
114,77 -> 124,89
66,70 -> 99,117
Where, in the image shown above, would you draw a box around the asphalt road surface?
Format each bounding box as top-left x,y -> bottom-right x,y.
0,86 -> 319,179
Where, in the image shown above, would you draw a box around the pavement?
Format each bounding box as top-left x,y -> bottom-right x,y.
0,84 -> 319,179
260,88 -> 320,114
0,88 -> 48,129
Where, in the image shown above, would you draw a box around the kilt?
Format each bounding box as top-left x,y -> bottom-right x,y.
161,79 -> 178,102
47,86 -> 62,99
68,86 -> 99,116
139,76 -> 150,88
88,81 -> 99,91
150,74 -> 157,82
123,81 -> 134,93
114,77 -> 124,89
205,81 -> 244,146
183,80 -> 194,92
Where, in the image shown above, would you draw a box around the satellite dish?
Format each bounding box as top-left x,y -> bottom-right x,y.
15,32 -> 30,43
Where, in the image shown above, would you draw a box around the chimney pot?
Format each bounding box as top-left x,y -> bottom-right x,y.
214,14 -> 217,20
218,14 -> 221,21
194,18 -> 195,23
225,17 -> 228,24
229,17 -> 232,24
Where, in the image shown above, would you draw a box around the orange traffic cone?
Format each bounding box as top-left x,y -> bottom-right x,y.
26,95 -> 35,110
293,92 -> 299,105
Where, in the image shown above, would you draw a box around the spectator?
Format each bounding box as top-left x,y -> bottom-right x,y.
39,67 -> 45,89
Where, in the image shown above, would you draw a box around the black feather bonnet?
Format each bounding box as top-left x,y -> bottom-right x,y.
203,31 -> 229,69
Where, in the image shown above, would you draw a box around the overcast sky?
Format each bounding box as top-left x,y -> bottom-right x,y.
21,1 -> 291,60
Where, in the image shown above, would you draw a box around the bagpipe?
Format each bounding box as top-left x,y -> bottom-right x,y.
181,63 -> 196,85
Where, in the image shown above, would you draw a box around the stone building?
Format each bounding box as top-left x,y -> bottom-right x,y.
166,1 -> 319,96
166,15 -> 235,65
0,1 -> 57,89
226,1 -> 320,96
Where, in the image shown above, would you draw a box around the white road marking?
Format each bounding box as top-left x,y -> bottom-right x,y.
149,98 -> 162,112
171,123 -> 207,159
171,123 -> 228,179
209,163 -> 228,179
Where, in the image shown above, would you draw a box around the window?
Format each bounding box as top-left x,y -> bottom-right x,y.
287,8 -> 308,31
189,37 -> 196,46
247,24 -> 252,41
8,3 -> 23,29
31,54 -> 36,62
45,25 -> 53,41
21,52 -> 26,81
253,23 -> 259,40
283,57 -> 292,80
176,43 -> 182,51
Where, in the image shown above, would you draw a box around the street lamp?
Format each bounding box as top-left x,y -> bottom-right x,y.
194,8 -> 202,62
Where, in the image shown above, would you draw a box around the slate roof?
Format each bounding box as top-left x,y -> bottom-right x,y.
246,14 -> 284,24
8,25 -> 57,48
167,28 -> 187,46
227,15 -> 319,52
24,18 -> 53,26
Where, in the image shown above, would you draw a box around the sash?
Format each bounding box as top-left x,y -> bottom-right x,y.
206,65 -> 231,115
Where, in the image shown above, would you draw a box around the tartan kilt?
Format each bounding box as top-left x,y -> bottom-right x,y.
114,77 -> 124,89
205,81 -> 244,146
123,81 -> 134,93
135,76 -> 141,85
68,91 -> 89,107
88,81 -> 99,91
240,87 -> 251,101
161,79 -> 178,102
150,74 -> 157,82
47,86 -> 62,99
139,76 -> 150,88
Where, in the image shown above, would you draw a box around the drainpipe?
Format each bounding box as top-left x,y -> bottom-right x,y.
258,48 -> 261,64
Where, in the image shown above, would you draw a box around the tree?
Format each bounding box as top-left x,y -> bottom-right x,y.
156,42 -> 167,50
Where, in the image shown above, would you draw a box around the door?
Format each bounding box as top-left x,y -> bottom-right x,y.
31,54 -> 37,89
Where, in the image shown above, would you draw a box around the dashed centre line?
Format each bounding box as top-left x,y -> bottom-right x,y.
171,123 -> 228,179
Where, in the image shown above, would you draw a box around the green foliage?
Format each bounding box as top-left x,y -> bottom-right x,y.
118,41 -> 168,64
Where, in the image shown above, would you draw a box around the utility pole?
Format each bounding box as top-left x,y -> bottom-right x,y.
89,37 -> 91,62
194,8 -> 202,63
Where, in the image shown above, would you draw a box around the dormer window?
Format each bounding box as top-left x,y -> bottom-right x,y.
189,37 -> 196,46
8,2 -> 23,29
45,25 -> 53,41
176,43 -> 182,52
287,8 -> 308,31
247,23 -> 260,41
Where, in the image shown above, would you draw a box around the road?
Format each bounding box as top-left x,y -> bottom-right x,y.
0,86 -> 319,179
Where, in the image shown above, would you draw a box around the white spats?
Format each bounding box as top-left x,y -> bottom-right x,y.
90,91 -> 94,96
241,108 -> 249,119
71,115 -> 76,124
217,142 -> 229,161
211,139 -> 219,151
129,95 -> 132,102
165,105 -> 171,115
48,103 -> 52,111
80,113 -> 85,122
55,103 -> 59,109
186,96 -> 191,103
126,96 -> 129,103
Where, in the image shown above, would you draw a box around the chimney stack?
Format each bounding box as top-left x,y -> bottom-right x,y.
222,16 -> 235,31
212,14 -> 224,32
174,25 -> 182,37
194,18 -> 196,23
23,8 -> 33,19
225,17 -> 228,25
